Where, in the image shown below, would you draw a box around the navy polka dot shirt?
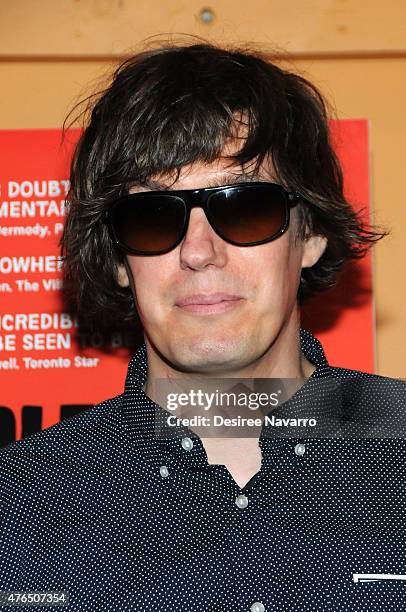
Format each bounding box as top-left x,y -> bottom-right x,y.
1,328 -> 406,611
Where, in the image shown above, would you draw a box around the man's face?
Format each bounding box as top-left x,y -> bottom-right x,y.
119,143 -> 326,375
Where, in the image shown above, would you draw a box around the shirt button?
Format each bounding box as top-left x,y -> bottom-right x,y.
235,494 -> 249,509
159,465 -> 169,478
181,437 -> 194,451
294,442 -> 305,456
250,603 -> 265,612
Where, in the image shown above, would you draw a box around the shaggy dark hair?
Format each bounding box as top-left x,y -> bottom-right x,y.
61,38 -> 386,328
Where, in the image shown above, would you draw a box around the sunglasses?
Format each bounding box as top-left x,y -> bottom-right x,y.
104,181 -> 301,256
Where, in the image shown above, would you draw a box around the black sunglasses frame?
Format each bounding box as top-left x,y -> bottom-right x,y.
104,181 -> 302,256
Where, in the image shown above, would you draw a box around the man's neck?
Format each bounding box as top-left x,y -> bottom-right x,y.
142,317 -> 315,397
140,316 -> 315,489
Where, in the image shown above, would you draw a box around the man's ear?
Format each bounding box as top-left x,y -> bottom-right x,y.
117,263 -> 130,288
301,234 -> 328,268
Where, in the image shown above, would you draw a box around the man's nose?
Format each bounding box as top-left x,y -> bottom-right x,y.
179,207 -> 227,270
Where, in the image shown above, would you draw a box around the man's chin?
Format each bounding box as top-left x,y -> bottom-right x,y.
167,339 -> 251,374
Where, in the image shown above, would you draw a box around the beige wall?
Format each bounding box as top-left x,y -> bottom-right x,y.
1,0 -> 405,377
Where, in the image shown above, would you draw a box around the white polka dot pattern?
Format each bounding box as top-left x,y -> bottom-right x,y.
0,328 -> 405,611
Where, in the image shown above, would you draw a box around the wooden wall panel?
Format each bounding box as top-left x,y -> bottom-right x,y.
1,0 -> 406,57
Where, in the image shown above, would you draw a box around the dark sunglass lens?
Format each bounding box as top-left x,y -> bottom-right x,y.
111,194 -> 185,253
208,185 -> 288,245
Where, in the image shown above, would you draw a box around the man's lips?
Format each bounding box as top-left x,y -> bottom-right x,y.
175,293 -> 243,314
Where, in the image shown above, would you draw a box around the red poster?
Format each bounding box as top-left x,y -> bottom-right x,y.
0,120 -> 374,443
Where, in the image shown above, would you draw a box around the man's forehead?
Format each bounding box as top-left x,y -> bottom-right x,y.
138,170 -> 266,191
129,155 -> 277,192
129,130 -> 276,191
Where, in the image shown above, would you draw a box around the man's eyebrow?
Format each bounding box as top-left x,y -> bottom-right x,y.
204,173 -> 261,188
132,172 -> 262,191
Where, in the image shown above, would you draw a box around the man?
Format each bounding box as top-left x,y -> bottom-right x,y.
1,40 -> 405,612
